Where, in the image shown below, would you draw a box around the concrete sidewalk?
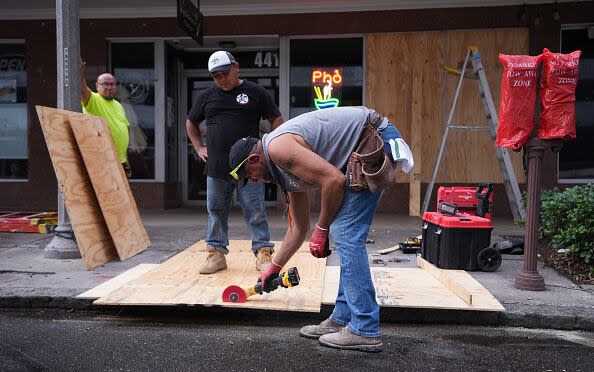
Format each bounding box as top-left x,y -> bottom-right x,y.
0,207 -> 592,330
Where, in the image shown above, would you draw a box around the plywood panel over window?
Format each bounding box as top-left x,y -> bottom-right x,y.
445,29 -> 527,184
366,28 -> 527,185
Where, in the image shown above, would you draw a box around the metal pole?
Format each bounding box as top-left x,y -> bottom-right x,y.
44,0 -> 81,259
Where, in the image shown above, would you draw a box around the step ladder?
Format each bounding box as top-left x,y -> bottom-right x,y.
421,46 -> 526,221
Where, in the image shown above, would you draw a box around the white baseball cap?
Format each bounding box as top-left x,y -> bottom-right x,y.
208,51 -> 236,73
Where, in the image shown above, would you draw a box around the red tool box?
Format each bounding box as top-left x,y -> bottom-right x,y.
437,184 -> 494,220
421,211 -> 498,271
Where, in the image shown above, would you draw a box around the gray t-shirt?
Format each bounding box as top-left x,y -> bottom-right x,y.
262,106 -> 378,193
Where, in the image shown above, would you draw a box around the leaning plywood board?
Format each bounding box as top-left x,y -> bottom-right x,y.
94,241 -> 326,312
77,264 -> 159,299
36,106 -> 117,270
69,114 -> 150,261
322,266 -> 504,311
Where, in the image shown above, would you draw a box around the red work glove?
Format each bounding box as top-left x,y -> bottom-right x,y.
260,261 -> 283,293
309,224 -> 331,258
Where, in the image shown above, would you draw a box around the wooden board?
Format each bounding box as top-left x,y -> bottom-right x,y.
415,32 -> 446,184
366,29 -> 527,186
408,32 -> 443,215
77,264 -> 159,299
36,106 -> 117,270
443,29 -> 528,184
367,33 -> 413,152
416,255 -> 473,304
69,114 -> 150,261
94,241 -> 327,313
322,266 -> 504,312
366,32 -> 445,185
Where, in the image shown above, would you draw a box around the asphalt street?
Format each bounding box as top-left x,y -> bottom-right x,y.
1,308 -> 593,372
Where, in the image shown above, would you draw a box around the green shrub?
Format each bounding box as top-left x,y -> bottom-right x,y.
539,184 -> 594,271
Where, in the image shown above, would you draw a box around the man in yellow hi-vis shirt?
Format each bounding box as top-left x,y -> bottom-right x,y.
80,59 -> 131,177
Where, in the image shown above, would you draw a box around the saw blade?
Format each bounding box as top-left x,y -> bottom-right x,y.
222,285 -> 247,303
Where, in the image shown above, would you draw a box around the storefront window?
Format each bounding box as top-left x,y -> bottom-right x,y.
111,42 -> 155,179
289,38 -> 363,118
559,27 -> 594,181
0,43 -> 27,179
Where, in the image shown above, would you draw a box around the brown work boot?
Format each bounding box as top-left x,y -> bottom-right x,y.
255,247 -> 272,272
318,327 -> 383,353
199,249 -> 227,274
299,317 -> 343,339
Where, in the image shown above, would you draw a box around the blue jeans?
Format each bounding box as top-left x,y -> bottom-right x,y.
206,176 -> 274,255
329,188 -> 382,337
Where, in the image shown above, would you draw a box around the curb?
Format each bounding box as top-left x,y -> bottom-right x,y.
502,308 -> 594,331
0,296 -> 94,311
1,296 -> 593,331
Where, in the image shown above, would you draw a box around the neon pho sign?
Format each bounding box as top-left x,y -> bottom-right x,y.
312,67 -> 343,110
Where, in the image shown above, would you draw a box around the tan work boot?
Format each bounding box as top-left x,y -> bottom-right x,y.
255,247 -> 272,272
318,327 -> 383,353
199,249 -> 227,274
299,317 -> 343,340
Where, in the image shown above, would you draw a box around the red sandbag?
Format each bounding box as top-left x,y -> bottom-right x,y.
538,48 -> 581,140
496,54 -> 542,149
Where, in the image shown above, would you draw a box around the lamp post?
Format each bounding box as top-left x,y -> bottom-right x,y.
514,137 -> 563,290
44,0 -> 81,259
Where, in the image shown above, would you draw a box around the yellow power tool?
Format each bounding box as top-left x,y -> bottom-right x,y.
222,267 -> 300,303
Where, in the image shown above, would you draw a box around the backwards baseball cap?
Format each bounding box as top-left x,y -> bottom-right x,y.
229,136 -> 259,185
208,51 -> 236,73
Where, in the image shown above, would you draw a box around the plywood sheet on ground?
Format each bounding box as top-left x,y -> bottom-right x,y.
77,264 -> 159,299
94,241 -> 326,312
322,266 -> 504,311
69,114 -> 150,261
36,106 -> 117,270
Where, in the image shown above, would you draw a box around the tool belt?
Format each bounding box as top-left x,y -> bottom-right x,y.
346,115 -> 395,192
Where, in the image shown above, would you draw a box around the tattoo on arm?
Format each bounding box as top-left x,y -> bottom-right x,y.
286,154 -> 296,169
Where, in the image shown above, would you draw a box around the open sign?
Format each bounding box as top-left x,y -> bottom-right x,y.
0,55 -> 26,72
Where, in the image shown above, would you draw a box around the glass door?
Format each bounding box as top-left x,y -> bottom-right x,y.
186,77 -> 210,202
184,73 -> 280,205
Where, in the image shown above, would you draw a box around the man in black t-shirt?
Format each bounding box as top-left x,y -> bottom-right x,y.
186,51 -> 284,275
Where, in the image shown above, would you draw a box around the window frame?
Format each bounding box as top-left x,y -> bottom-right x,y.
0,39 -> 28,182
285,34 -> 367,119
557,24 -> 594,184
107,38 -> 165,183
